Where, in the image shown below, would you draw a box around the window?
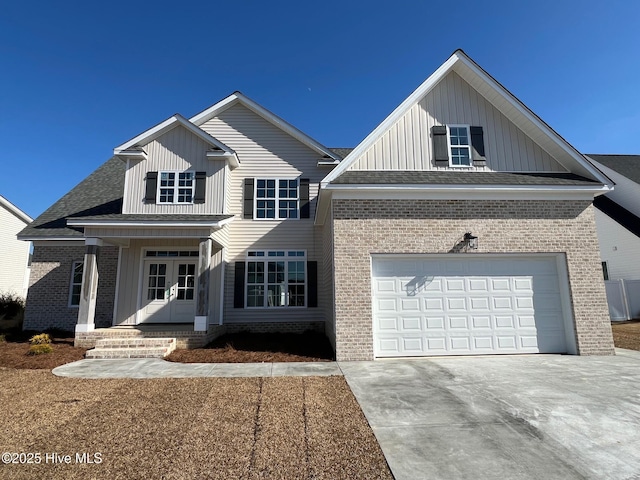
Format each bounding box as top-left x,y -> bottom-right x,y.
255,179 -> 299,219
448,125 -> 472,167
246,251 -> 306,307
69,261 -> 84,307
158,171 -> 195,204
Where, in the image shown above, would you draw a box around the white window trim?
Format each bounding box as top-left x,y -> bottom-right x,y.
157,170 -> 196,205
446,125 -> 473,168
245,250 -> 307,308
253,178 -> 300,220
68,260 -> 84,308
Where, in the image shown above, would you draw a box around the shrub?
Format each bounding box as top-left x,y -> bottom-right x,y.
0,292 -> 25,320
29,333 -> 52,345
28,344 -> 53,355
0,334 -> 5,343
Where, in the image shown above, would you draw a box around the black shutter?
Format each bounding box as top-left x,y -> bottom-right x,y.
307,261 -> 317,307
470,126 -> 486,166
300,178 -> 310,219
194,171 -> 206,204
234,262 -> 245,308
243,178 -> 254,219
145,172 -> 158,203
432,125 -> 449,164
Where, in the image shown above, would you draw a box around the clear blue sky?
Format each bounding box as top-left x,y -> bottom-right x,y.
1,0 -> 638,219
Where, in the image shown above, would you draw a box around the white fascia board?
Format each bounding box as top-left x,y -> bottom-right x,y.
0,196 -> 33,224
452,54 -> 612,186
321,54 -> 460,185
114,114 -> 235,156
190,92 -> 340,162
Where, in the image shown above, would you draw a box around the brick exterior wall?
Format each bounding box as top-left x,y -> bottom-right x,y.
331,199 -> 615,361
24,244 -> 119,332
225,321 -> 324,334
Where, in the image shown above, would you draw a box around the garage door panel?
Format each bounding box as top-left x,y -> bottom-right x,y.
372,256 -> 568,357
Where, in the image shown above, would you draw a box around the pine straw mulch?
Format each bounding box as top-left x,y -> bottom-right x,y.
0,370 -> 392,480
612,320 -> 640,351
167,331 -> 335,363
0,332 -> 87,369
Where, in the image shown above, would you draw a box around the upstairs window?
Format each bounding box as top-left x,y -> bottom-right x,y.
447,125 -> 472,167
158,171 -> 195,204
255,179 -> 299,219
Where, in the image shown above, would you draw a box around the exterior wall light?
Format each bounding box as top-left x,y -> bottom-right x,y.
464,232 -> 478,250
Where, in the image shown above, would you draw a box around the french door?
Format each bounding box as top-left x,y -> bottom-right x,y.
140,260 -> 197,323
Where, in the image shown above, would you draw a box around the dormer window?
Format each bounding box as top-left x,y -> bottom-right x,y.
432,125 -> 486,167
158,171 -> 195,204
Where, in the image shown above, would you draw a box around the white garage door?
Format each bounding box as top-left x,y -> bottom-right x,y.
372,256 -> 569,357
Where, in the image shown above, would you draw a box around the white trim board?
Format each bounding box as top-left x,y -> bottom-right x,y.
0,195 -> 33,224
321,50 -> 612,187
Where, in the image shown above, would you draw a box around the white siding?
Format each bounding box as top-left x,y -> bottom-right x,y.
0,206 -> 30,297
199,103 -> 326,323
595,209 -> 640,281
123,125 -> 226,215
350,71 -> 566,173
84,227 -> 213,238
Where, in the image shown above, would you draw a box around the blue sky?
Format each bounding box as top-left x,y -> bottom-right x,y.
1,0 -> 638,219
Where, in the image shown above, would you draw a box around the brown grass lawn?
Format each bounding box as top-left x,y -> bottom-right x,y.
0,370 -> 391,480
612,320 -> 640,351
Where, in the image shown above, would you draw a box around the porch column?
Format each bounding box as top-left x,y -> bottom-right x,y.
76,238 -> 102,333
195,237 -> 212,331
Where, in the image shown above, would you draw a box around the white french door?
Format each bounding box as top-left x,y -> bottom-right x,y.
140,260 -> 197,323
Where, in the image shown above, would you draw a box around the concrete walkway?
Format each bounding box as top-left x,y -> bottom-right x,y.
52,358 -> 342,378
342,349 -> 640,480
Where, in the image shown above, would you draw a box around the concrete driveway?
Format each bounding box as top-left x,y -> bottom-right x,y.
340,349 -> 640,480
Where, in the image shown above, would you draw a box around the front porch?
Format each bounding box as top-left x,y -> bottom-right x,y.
75,323 -> 227,349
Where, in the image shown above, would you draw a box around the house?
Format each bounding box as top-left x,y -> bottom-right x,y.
19,50 -> 615,360
587,155 -> 640,319
0,195 -> 32,298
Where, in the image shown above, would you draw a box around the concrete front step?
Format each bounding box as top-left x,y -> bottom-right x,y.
85,337 -> 177,359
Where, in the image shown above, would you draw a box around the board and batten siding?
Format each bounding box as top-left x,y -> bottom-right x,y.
350,71 -> 567,173
0,206 -> 30,297
123,125 -> 226,215
198,103 -> 327,323
595,209 -> 640,281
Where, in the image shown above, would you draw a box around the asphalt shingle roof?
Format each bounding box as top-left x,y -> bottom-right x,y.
328,148 -> 353,160
331,171 -> 601,186
70,214 -> 233,222
19,157 -> 125,239
587,155 -> 640,185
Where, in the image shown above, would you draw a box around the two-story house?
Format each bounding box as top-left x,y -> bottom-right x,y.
20,50 -> 615,360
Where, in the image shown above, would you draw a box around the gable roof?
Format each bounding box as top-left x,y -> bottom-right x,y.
0,195 -> 32,225
322,50 -> 611,186
190,92 -> 340,162
18,157 -> 125,240
594,195 -> 640,239
114,113 -> 236,158
587,155 -> 640,185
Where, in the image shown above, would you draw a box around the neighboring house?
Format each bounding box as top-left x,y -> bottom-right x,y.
0,195 -> 32,298
586,155 -> 640,319
19,50 -> 615,360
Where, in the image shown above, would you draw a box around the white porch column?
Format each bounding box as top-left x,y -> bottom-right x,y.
194,237 -> 212,331
76,238 -> 103,333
